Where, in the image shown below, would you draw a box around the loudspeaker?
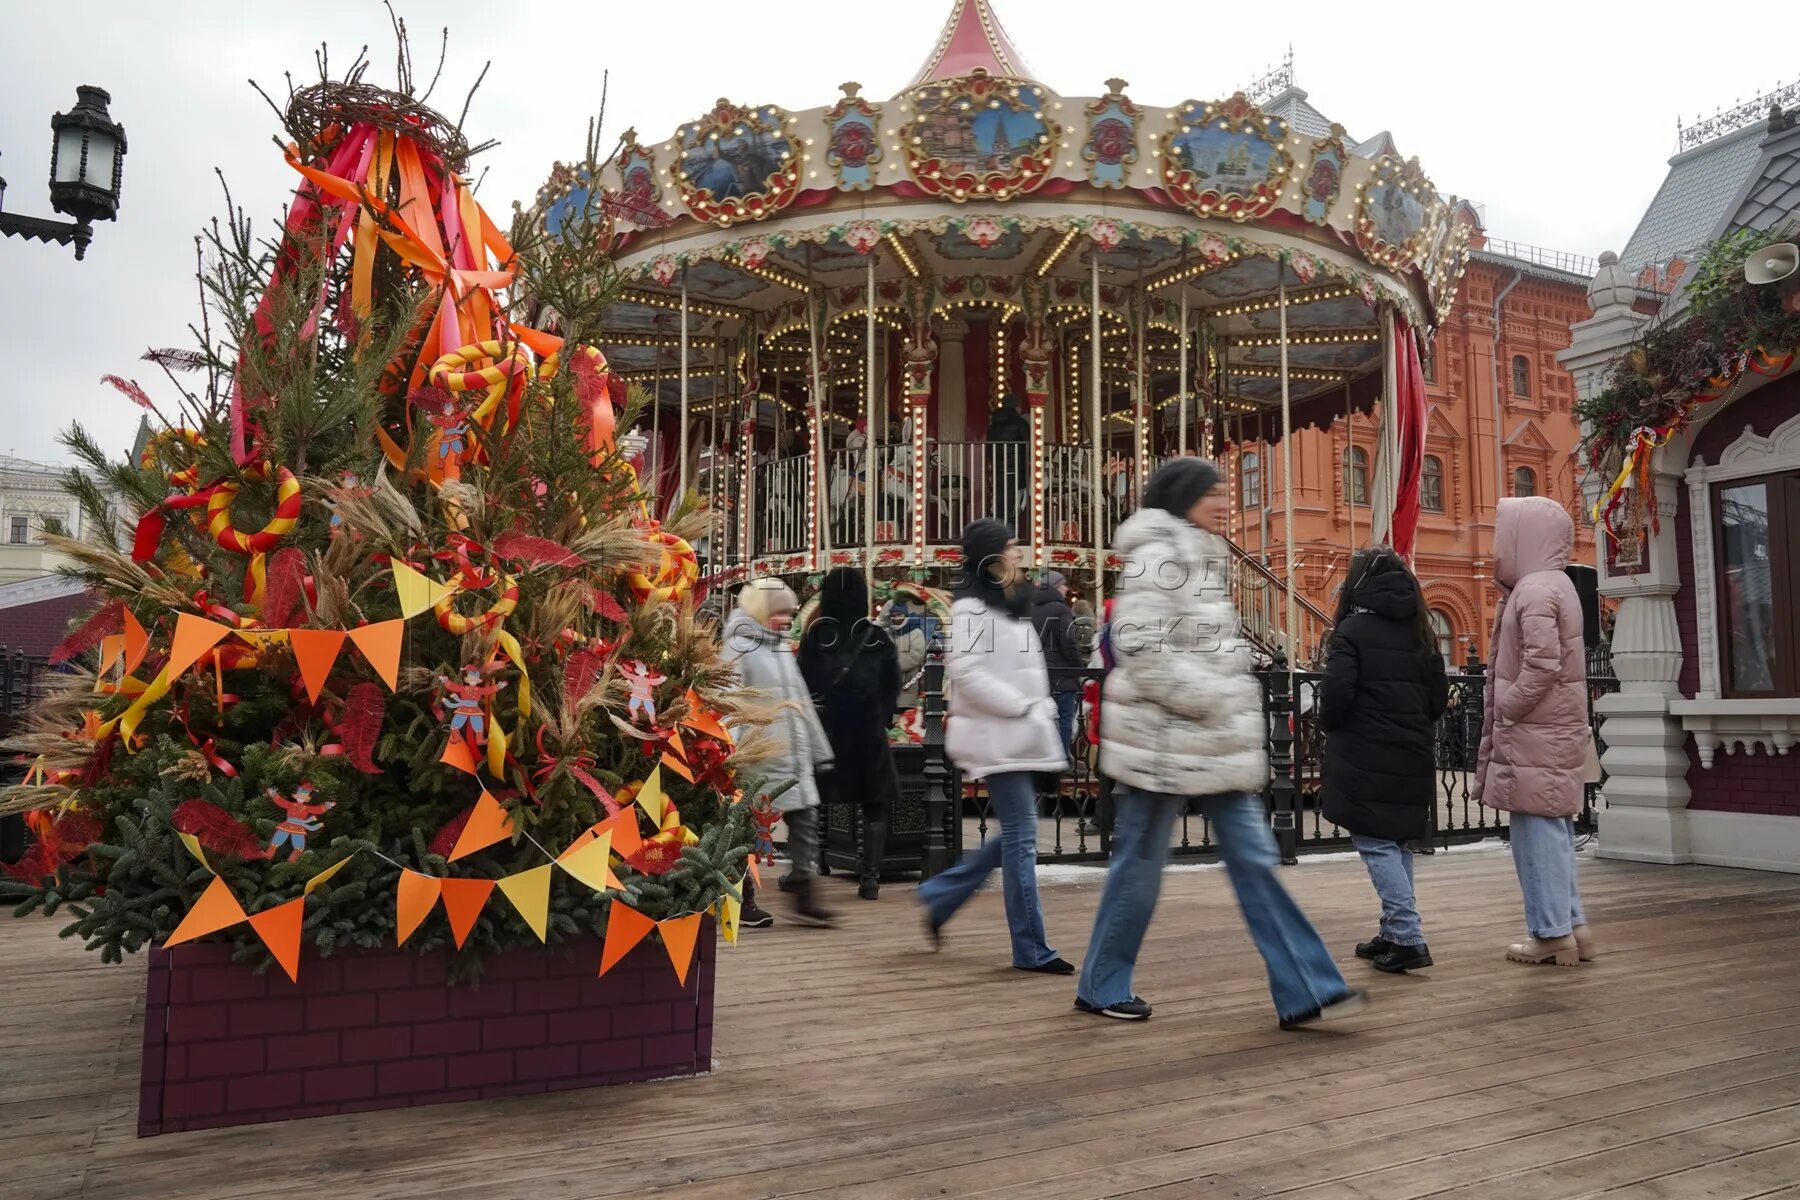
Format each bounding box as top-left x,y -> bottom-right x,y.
1744,242 -> 1799,285
1566,563 -> 1601,649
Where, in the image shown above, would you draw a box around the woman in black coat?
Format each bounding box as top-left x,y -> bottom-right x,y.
799,568 -> 902,899
1320,547 -> 1448,975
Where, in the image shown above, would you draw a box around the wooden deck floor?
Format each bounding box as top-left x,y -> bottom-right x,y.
8,847 -> 1800,1199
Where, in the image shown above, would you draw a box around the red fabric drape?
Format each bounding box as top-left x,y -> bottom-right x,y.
1390,315 -> 1428,561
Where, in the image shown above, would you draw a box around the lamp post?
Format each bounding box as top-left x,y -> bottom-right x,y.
0,86 -> 127,260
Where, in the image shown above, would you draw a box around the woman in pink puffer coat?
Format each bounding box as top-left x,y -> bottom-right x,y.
1476,497 -> 1595,967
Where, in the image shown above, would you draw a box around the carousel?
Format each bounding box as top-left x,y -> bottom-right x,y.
526,0 -> 1464,655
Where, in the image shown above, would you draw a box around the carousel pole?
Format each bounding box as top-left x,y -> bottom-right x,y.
808,250 -> 831,569
1090,248 -> 1104,598
864,252 -> 877,594
1178,275 -> 1190,458
1345,380 -> 1355,573
1275,272 -> 1300,864
1280,276 -> 1296,662
679,270 -> 691,498
1134,270 -> 1148,498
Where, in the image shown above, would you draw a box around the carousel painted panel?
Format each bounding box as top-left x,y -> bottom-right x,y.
1299,128 -> 1350,226
1161,94 -> 1294,222
900,74 -> 1061,202
673,100 -> 800,227
615,135 -> 663,213
1355,155 -> 1433,270
826,87 -> 883,191
1083,83 -> 1141,190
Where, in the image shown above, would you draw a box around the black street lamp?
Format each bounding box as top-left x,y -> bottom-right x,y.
0,86 -> 127,260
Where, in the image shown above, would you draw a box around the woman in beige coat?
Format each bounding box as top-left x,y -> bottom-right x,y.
1475,497 -> 1596,966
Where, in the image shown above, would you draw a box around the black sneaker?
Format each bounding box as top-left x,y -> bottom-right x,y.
1015,956 -> 1076,976
740,904 -> 775,929
923,910 -> 943,951
1075,996 -> 1153,1021
1373,943 -> 1433,974
1279,988 -> 1368,1031
1355,935 -> 1396,961
777,874 -> 801,894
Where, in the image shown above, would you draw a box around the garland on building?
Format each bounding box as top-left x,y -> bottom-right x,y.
1576,226 -> 1800,545
0,52 -> 765,982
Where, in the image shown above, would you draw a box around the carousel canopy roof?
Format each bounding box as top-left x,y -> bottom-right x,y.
907,0 -> 1034,90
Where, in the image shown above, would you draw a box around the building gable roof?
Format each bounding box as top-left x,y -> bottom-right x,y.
1617,121 -> 1768,274
1261,87 -> 1341,141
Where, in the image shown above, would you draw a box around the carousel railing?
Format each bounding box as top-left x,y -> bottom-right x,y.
753,453 -> 808,557
825,444 -> 914,549
926,441 -> 1034,544
694,453 -> 739,575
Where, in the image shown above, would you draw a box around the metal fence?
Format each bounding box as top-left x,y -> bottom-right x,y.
908,650 -> 1613,876
0,650 -> 52,865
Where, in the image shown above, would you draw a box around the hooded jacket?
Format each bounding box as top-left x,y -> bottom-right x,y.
721,607 -> 833,812
1100,506 -> 1267,797
1319,570 -> 1449,841
798,568 -> 902,810
1475,497 -> 1590,818
1030,580 -> 1085,694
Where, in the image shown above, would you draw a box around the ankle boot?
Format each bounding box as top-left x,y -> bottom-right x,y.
1573,925 -> 1597,961
859,819 -> 886,900
1506,935 -> 1581,967
1373,943 -> 1433,974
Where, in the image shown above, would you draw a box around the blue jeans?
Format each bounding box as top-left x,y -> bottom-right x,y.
917,772 -> 1057,968
1053,690 -> 1078,753
1510,813 -> 1587,939
1351,836 -> 1424,946
1078,788 -> 1347,1020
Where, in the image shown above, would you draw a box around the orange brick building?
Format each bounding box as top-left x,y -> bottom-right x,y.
1230,207 -> 1596,663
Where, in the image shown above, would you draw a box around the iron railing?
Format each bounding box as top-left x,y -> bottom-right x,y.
0,650 -> 52,865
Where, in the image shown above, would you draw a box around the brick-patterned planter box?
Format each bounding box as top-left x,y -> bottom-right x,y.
137,926 -> 715,1136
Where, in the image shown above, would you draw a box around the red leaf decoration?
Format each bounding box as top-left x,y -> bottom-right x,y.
571,354 -> 605,406
607,374 -> 629,408
170,798 -> 262,859
130,508 -> 167,563
625,839 -> 683,876
49,598 -> 123,664
568,764 -> 621,816
339,682 -> 386,775
142,347 -> 208,372
428,803 -> 475,859
563,649 -> 607,709
101,375 -> 156,410
592,589 -> 628,623
261,547 -> 308,627
493,529 -> 581,569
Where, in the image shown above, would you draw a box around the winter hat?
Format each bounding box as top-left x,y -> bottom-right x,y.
1142,457 -> 1224,519
1043,570 -> 1067,590
958,519 -> 1031,617
737,578 -> 797,628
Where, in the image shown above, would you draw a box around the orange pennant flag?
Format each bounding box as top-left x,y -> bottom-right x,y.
438,877 -> 495,950
597,808 -> 644,861
123,608 -> 150,675
167,614 -> 231,683
659,913 -> 703,987
247,896 -> 307,983
395,869 -> 442,946
289,629 -> 347,705
449,791 -> 514,862
164,875 -> 249,948
598,902 -> 656,977
747,854 -> 761,889
440,738 -> 479,775
661,730 -> 696,783
96,634 -> 125,684
347,619 -> 405,691
680,688 -> 733,743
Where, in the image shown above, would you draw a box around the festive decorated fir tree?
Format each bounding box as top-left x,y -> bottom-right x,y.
0,46 -> 759,979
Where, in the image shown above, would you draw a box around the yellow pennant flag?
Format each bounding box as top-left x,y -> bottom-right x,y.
496,864 -> 553,942
635,764 -> 668,826
556,829 -> 615,894
176,832 -> 212,872
720,891 -> 741,945
303,851 -> 359,896
391,561 -> 458,619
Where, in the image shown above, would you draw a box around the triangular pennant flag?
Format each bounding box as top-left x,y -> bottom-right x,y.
347,619 -> 404,692
747,853 -> 761,888
97,634 -> 125,680
391,560 -> 458,619
661,750 -> 696,784
123,608 -> 150,675
557,829 -> 614,894
395,869 -> 442,946
176,832 -> 212,872
720,891 -> 741,945
440,738 -> 479,775
635,765 -> 668,826
438,877 -> 496,950
680,688 -> 733,743
247,896 -> 306,983
449,791 -> 514,862
167,614 -> 231,682
496,864 -> 553,942
303,851 -> 358,896
659,913 -> 703,987
596,809 -> 644,862
164,875 -> 248,948
289,629 -> 347,705
598,902 -> 656,977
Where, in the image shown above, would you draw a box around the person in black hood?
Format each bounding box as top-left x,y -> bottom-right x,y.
798,567 -> 902,899
1320,546 -> 1449,975
1030,570 -> 1084,756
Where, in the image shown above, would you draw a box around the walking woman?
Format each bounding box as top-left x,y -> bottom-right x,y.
721,579 -> 837,927
1476,497 -> 1595,966
1077,459 -> 1364,1025
798,567 -> 902,900
1320,547 -> 1449,974
916,520 -> 1073,974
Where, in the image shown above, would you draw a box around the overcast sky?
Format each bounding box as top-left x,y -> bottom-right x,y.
1,0 -> 1787,465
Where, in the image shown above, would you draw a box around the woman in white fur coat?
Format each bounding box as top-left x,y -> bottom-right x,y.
1076,459 -> 1364,1028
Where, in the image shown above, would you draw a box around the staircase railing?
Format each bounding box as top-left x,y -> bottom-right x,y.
1224,540 -> 1335,666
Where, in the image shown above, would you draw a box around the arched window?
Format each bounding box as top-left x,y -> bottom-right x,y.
1422,455 -> 1444,513
1512,466 -> 1537,498
1429,609 -> 1455,662
1345,446 -> 1369,506
1511,354 -> 1532,397
1241,452 -> 1261,509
